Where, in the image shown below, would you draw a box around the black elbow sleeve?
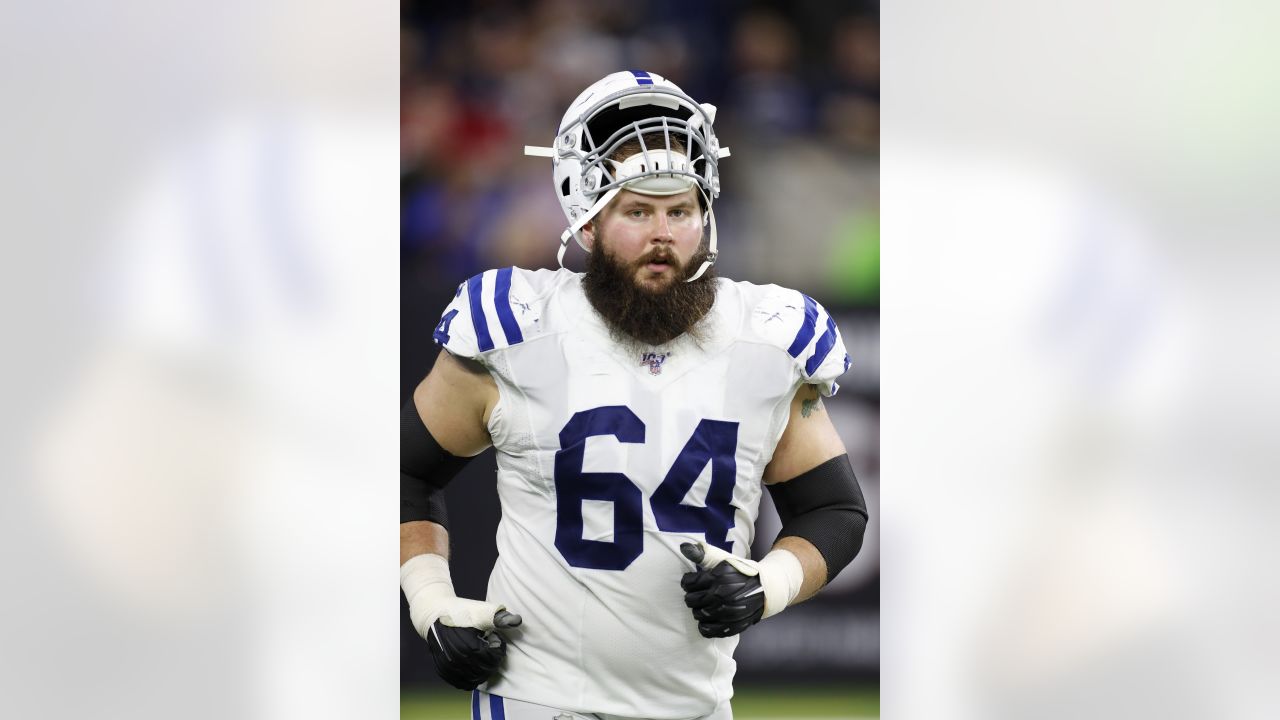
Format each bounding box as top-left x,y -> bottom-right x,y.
766,454 -> 869,583
401,400 -> 472,527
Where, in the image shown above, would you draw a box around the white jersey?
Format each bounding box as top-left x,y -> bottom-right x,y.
434,268 -> 849,719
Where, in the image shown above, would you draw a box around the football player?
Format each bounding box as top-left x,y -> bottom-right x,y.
402,70 -> 868,720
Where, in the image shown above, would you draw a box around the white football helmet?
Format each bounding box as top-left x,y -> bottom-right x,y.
525,70 -> 730,281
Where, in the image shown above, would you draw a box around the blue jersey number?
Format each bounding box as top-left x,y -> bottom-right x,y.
554,407 -> 646,571
651,418 -> 739,552
554,406 -> 740,570
433,309 -> 458,346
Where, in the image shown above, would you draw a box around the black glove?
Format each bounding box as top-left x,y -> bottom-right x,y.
427,609 -> 522,690
680,543 -> 765,638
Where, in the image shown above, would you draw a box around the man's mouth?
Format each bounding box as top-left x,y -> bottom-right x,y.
640,254 -> 676,273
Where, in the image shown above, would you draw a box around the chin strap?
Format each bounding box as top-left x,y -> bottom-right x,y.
684,183 -> 718,282
556,187 -> 622,269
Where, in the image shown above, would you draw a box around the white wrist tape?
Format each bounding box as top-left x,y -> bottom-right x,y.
756,549 -> 805,619
693,543 -> 805,619
400,554 -> 505,639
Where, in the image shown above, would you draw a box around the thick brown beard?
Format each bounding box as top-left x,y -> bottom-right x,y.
582,239 -> 718,348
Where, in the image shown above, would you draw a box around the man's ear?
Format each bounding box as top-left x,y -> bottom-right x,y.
580,221 -> 596,250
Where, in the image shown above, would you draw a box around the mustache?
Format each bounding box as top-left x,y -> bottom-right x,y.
633,247 -> 681,269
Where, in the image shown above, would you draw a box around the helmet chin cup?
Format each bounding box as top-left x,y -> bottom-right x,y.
612,149 -> 696,197
625,175 -> 695,195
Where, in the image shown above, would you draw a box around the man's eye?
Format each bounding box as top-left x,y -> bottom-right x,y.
670,209 -> 686,218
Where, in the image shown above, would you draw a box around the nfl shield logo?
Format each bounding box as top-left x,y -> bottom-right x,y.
640,351 -> 669,376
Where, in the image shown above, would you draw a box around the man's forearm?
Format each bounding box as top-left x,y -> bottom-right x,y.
767,454 -> 868,591
401,520 -> 449,565
772,536 -> 828,604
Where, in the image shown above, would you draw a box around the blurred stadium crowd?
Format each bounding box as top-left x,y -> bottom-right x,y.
401,0 -> 879,299
400,0 -> 881,693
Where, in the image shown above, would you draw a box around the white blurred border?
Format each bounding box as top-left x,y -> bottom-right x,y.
884,2 -> 1280,718
5,2 -> 399,718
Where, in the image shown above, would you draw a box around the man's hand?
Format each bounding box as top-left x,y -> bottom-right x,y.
427,609 -> 523,690
679,541 -> 804,638
402,553 -> 524,690
679,543 -> 765,638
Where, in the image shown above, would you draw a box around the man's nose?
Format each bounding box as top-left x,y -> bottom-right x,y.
651,215 -> 675,243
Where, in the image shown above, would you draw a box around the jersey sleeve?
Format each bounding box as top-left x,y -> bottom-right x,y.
431,267 -> 551,360
748,285 -> 852,397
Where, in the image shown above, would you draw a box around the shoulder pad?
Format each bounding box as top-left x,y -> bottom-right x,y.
746,284 -> 851,397
432,267 -> 561,358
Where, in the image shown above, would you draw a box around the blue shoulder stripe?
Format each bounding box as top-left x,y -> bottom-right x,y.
471,690 -> 479,720
787,294 -> 819,358
466,273 -> 494,352
490,694 -> 507,720
805,316 -> 839,376
493,267 -> 524,346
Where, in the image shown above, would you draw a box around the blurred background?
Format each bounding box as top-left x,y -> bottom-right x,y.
400,0 -> 880,715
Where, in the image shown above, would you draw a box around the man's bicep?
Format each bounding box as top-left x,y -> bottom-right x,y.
412,350 -> 498,457
763,383 -> 847,485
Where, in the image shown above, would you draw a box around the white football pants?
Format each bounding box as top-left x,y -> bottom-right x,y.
469,690 -> 733,720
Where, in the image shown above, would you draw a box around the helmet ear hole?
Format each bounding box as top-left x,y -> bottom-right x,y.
560,177 -> 571,196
